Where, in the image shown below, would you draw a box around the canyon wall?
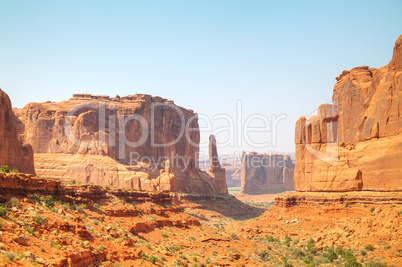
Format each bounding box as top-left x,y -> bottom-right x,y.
294,34 -> 402,192
0,89 -> 35,174
240,152 -> 295,194
14,94 -> 227,194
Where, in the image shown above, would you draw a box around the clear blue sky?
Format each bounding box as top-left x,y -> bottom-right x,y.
1,0 -> 401,157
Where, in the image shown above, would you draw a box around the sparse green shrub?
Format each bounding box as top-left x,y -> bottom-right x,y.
161,232 -> 168,238
231,233 -> 237,240
140,251 -> 148,260
370,207 -> 375,213
44,195 -> 55,208
364,244 -> 374,251
283,235 -> 292,247
281,256 -> 294,267
0,165 -> 10,173
0,205 -> 7,217
345,202 -> 350,207
257,249 -> 269,261
365,261 -> 387,267
80,204 -> 87,210
323,247 -> 338,262
149,255 -> 158,263
27,226 -> 35,236
266,235 -> 280,243
31,194 -> 41,203
361,250 -> 367,256
34,214 -> 45,225
291,248 -> 305,259
5,251 -> 16,260
10,197 -> 20,207
342,249 -> 362,267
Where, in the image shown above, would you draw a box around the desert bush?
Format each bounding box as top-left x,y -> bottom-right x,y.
323,247 -> 338,262
27,226 -> 35,236
0,165 -> 10,173
342,249 -> 362,267
365,261 -> 387,267
34,214 -> 45,225
0,205 -> 8,217
364,244 -> 374,251
281,256 -> 294,267
370,207 -> 375,213
9,197 -> 20,208
256,249 -> 269,261
44,195 -> 55,208
4,251 -> 16,260
290,248 -> 305,259
283,235 -> 292,247
140,251 -> 148,260
266,235 -> 280,243
149,255 -> 158,264
161,232 -> 168,238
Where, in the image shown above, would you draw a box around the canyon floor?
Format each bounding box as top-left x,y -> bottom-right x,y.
0,178 -> 401,267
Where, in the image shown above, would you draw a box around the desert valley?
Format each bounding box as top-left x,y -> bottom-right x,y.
0,34 -> 400,267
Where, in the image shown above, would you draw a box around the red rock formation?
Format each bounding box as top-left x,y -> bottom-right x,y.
0,89 -> 35,174
294,34 -> 402,192
240,152 -> 294,194
14,94 -> 227,194
207,135 -> 228,194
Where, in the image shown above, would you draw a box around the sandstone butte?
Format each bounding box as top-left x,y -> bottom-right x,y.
295,34 -> 402,192
240,151 -> 295,194
0,89 -> 35,175
13,93 -> 227,194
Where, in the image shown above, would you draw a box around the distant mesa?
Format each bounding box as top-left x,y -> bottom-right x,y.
294,34 -> 402,192
240,151 -> 295,194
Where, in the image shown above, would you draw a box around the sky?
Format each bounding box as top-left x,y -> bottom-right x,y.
0,0 -> 401,158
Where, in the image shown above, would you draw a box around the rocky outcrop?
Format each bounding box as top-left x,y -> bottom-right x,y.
0,172 -> 172,204
14,94 -> 227,194
207,135 -> 228,194
240,152 -> 295,194
294,34 -> 402,192
0,89 -> 35,174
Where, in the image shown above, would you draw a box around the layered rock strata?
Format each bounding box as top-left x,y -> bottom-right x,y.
240,152 -> 295,194
0,89 -> 35,174
294,34 -> 402,192
14,94 -> 227,194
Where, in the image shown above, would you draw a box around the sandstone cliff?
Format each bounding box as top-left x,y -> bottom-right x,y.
240,152 -> 295,194
207,135 -> 228,194
14,94 -> 227,194
0,89 -> 35,174
294,34 -> 402,192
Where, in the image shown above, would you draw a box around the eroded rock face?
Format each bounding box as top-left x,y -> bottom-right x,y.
14,94 -> 227,194
0,89 -> 35,174
240,152 -> 295,194
294,34 -> 402,192
207,135 -> 228,194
